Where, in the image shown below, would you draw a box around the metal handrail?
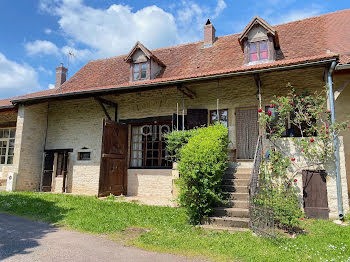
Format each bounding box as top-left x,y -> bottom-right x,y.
248,135 -> 262,198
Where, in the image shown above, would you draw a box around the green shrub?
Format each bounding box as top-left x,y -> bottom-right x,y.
165,129 -> 198,161
272,186 -> 304,233
177,124 -> 229,224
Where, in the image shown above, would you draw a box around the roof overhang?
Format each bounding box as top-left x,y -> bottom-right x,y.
11,57 -> 337,105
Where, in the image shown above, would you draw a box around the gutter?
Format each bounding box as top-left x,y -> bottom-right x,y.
327,60 -> 344,220
12,58 -> 337,104
335,63 -> 350,70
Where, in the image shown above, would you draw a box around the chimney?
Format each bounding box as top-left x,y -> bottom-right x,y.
204,19 -> 216,47
55,63 -> 68,88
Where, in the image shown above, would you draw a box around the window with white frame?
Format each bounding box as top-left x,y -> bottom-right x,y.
130,123 -> 171,168
0,128 -> 16,165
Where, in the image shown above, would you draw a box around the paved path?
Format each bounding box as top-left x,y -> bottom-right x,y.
0,213 -> 202,262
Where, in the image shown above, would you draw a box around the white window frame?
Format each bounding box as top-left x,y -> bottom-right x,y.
0,128 -> 16,166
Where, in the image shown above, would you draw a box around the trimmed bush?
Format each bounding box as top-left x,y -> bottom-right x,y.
177,124 -> 229,224
164,129 -> 198,161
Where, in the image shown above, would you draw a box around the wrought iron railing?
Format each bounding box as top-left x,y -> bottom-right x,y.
248,135 -> 275,237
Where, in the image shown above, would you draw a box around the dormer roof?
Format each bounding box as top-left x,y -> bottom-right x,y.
239,16 -> 279,47
124,41 -> 165,67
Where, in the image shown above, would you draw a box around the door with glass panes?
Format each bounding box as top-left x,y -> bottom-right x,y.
0,128 -> 15,165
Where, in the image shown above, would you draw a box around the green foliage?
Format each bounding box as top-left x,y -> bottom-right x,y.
271,186 -> 304,233
164,129 -> 198,161
177,124 -> 229,224
1,192 -> 350,262
106,193 -> 116,200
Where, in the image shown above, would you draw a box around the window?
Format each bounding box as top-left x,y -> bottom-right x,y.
0,128 -> 15,165
133,62 -> 147,80
210,109 -> 228,127
249,40 -> 268,62
130,123 -> 171,168
78,152 -> 91,161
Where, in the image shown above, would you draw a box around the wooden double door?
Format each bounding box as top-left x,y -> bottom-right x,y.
98,120 -> 128,197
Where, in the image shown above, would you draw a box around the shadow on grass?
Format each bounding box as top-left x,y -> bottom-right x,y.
0,193 -> 70,260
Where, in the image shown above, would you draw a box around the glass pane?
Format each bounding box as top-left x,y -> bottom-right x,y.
249,43 -> 257,53
250,53 -> 258,62
8,148 -> 14,156
141,63 -> 147,70
0,130 -> 3,138
0,156 -> 5,164
3,129 -> 9,138
260,41 -> 268,51
10,129 -> 16,138
7,156 -> 13,165
141,70 -> 146,79
133,72 -> 139,80
211,111 -> 218,123
9,139 -> 15,147
1,148 -> 6,155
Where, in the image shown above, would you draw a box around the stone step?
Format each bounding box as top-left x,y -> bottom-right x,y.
228,162 -> 254,169
204,216 -> 249,228
213,207 -> 249,218
222,185 -> 248,193
221,200 -> 249,208
223,192 -> 249,201
199,224 -> 250,233
222,179 -> 250,186
223,172 -> 250,180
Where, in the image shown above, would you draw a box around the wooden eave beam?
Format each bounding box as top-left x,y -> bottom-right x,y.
94,97 -> 111,121
178,86 -> 196,99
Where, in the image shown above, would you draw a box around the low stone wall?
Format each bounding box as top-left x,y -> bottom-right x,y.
264,137 -> 349,218
127,169 -> 173,200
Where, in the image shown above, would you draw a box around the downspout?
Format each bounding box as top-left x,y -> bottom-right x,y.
327,60 -> 344,220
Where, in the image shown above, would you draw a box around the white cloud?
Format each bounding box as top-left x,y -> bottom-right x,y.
0,52 -> 40,99
48,83 -> 55,89
38,66 -> 53,75
25,40 -> 59,56
61,46 -> 93,63
213,0 -> 227,19
44,28 -> 52,34
270,8 -> 322,25
38,0 -> 227,58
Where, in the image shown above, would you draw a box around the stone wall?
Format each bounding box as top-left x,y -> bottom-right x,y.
127,169 -> 173,199
13,103 -> 48,191
45,98 -> 111,195
334,72 -> 350,200
265,137 -> 349,218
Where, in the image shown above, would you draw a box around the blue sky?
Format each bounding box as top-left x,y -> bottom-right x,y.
0,0 -> 349,99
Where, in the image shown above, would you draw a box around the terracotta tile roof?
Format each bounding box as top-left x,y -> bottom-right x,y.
0,98 -> 15,109
12,9 -> 350,103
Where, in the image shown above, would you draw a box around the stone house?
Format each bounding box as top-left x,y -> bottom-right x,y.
0,9 -> 350,219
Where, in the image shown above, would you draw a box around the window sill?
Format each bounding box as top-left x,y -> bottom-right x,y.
245,59 -> 274,66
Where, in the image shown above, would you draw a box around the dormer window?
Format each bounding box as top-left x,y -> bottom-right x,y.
133,62 -> 147,80
125,41 -> 165,82
249,40 -> 268,62
239,16 -> 279,65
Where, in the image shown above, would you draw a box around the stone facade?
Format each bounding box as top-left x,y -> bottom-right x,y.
12,103 -> 48,191
7,65 -> 350,214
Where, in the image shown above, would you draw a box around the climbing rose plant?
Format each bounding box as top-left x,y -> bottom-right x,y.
257,84 -> 349,232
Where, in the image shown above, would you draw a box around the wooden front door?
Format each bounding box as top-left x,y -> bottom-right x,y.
236,108 -> 259,159
302,170 -> 329,219
99,119 -> 128,197
42,152 -> 54,192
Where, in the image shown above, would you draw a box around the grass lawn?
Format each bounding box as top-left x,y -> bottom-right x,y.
0,192 -> 349,262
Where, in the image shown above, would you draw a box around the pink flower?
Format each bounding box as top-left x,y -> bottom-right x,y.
291,158 -> 295,162
290,101 -> 294,105
328,110 -> 331,113
270,104 -> 275,108
326,131 -> 329,134
287,182 -> 291,187
310,138 -> 315,143
267,110 -> 272,116
294,178 -> 298,182
300,217 -> 304,221
258,108 -> 263,113
302,149 -> 305,153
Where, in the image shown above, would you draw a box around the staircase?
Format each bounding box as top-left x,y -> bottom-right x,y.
0,178 -> 7,191
201,162 -> 252,232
